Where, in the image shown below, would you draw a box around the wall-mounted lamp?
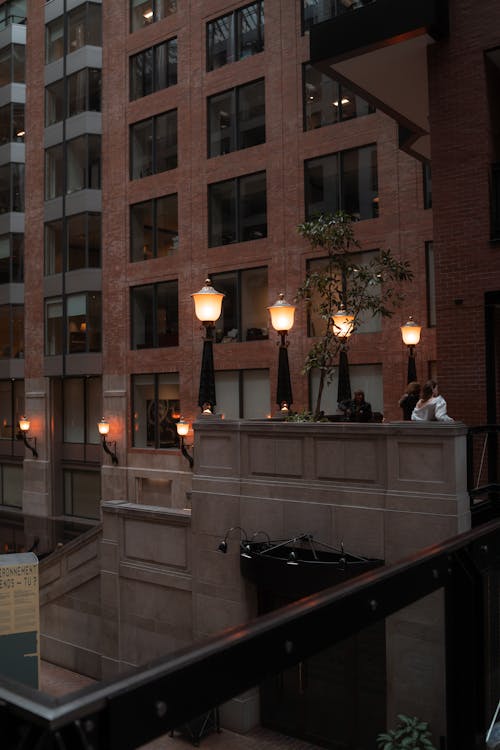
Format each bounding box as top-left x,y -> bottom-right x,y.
176,418 -> 194,469
401,316 -> 422,384
217,526 -> 249,555
97,419 -> 118,466
17,416 -> 38,458
332,305 -> 355,404
268,293 -> 296,411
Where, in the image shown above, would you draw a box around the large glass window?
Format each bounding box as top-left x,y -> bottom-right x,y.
131,280 -> 179,349
63,377 -> 101,444
64,469 -> 100,519
0,164 -> 24,213
207,1 -> 264,71
130,194 -> 178,261
214,369 -> 270,418
132,373 -> 180,449
46,213 -> 101,275
45,293 -> 101,355
0,304 -> 23,358
0,234 -> 23,283
305,145 -> 378,221
211,267 -> 268,343
0,1 -> 27,31
130,0 -> 177,32
130,111 -> 177,179
310,363 -> 383,414
303,64 -> 374,130
0,379 -> 24,443
0,103 -> 24,145
45,79 -> 64,126
45,144 -> 64,200
68,68 -> 101,117
46,3 -> 101,63
130,38 -> 177,101
209,172 -> 266,246
0,44 -> 25,86
208,79 -> 265,157
46,17 -> 64,63
0,464 -> 22,508
67,134 -> 101,193
302,0 -> 374,32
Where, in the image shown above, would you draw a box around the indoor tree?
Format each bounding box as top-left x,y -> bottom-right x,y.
296,211 -> 413,419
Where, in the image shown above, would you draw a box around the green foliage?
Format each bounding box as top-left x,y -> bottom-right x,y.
376,714 -> 437,750
284,410 -> 327,422
296,211 -> 413,418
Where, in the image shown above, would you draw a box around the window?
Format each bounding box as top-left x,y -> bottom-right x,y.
63,377 -> 101,444
425,241 -> 436,327
45,293 -> 101,355
208,79 -> 265,157
303,64 -> 373,130
302,0 -> 374,32
0,164 -> 24,213
0,1 -> 27,31
45,79 -> 64,126
0,464 -> 22,507
132,373 -> 180,449
305,145 -> 378,221
68,68 -> 101,117
310,363 -> 383,414
64,469 -> 100,519
130,110 -> 177,179
0,103 -> 25,145
0,379 -> 24,443
131,280 -> 179,349
130,38 -> 177,101
130,194 -> 178,261
209,171 -> 267,246
214,369 -> 270,418
0,304 -> 23,358
45,213 -> 101,275
307,251 -> 381,336
0,234 -> 23,283
46,3 -> 101,63
130,0 -> 177,33
211,267 -> 268,343
45,143 -> 64,200
207,1 -> 264,72
423,162 -> 432,209
0,44 -> 25,86
67,134 -> 101,193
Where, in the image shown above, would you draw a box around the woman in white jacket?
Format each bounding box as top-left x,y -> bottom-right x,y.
411,380 -> 454,422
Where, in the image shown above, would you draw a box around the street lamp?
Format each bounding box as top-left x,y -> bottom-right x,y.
401,316 -> 422,383
268,293 -> 295,411
192,279 -> 225,413
97,418 -> 118,465
332,306 -> 355,404
17,416 -> 38,458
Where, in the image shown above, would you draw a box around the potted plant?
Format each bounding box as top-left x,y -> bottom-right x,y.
376,714 -> 437,750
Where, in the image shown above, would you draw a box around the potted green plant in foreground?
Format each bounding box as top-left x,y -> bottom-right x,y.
376,714 -> 437,749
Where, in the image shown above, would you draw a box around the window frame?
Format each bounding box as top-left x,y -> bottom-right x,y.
206,0 -> 264,72
129,37 -> 177,101
130,110 -> 178,180
208,170 -> 267,247
130,279 -> 179,350
207,77 -> 265,158
130,193 -> 178,262
210,266 -> 269,343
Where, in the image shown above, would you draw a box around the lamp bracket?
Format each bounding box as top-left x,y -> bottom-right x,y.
17,430 -> 38,458
101,436 -> 118,466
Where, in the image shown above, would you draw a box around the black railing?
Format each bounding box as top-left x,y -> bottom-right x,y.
467,425 -> 500,523
1,520 -> 500,749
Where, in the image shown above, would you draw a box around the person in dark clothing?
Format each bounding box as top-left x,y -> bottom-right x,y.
339,389 -> 373,422
398,381 -> 421,420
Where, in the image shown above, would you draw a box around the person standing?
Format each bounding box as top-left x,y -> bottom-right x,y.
411,380 -> 454,422
339,389 -> 373,422
398,381 -> 420,420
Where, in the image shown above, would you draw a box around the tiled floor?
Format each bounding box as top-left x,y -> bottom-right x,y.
40,662 -> 323,750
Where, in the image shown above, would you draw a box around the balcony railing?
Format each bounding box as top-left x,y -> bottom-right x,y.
1,519 -> 500,749
467,425 -> 500,523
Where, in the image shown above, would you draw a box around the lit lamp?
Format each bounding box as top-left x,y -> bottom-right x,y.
97,418 -> 118,466
192,279 -> 225,413
401,316 -> 422,383
176,418 -> 193,469
268,293 -> 295,411
332,306 -> 355,404
17,416 -> 38,458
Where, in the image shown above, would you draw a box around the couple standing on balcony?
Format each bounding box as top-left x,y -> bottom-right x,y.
400,380 -> 454,422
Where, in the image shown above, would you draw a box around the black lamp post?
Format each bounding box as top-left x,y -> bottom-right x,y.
401,316 -> 422,384
333,306 -> 354,404
191,279 -> 225,414
268,293 -> 296,411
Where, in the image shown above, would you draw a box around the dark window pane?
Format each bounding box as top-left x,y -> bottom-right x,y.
130,119 -> 153,179
130,200 -> 153,261
0,104 -> 10,145
12,234 -> 23,282
87,213 -> 101,267
46,17 -> 64,63
208,90 -> 234,157
207,14 -> 232,71
240,172 -> 267,240
45,298 -> 63,355
87,292 -> 101,351
0,236 -> 10,283
209,180 -> 236,246
67,214 -> 87,271
156,282 -> 178,346
130,48 -> 153,100
342,144 -> 378,219
45,145 -> 64,200
88,69 -> 101,111
305,153 -> 339,217
237,2 -> 264,60
46,79 -> 64,126
131,285 -> 154,349
156,194 -> 178,257
238,79 -> 265,149
45,220 -> 63,275
155,110 -> 177,173
12,164 -> 24,211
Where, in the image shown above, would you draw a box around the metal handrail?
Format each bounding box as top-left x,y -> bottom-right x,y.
1,519 -> 500,749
